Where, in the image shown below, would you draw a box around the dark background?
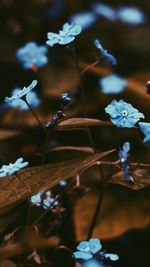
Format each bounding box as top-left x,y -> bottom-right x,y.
0,1 -> 149,267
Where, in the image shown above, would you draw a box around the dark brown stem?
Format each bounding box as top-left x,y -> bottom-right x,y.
24,99 -> 45,131
81,59 -> 100,75
70,44 -> 106,239
86,166 -> 104,239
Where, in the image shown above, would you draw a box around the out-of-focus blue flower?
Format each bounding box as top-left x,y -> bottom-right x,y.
94,39 -> 117,66
5,80 -> 38,103
30,191 -> 58,209
92,2 -> 116,21
73,239 -> 102,260
83,259 -> 103,267
0,158 -> 28,177
7,88 -> 40,111
46,23 -> 82,47
16,42 -> 48,70
99,74 -> 126,94
117,6 -> 146,25
59,180 -> 67,187
119,142 -> 133,181
69,12 -> 96,30
139,122 -> 150,144
105,99 -> 144,128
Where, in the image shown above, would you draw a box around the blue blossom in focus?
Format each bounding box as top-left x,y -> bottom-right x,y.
99,74 -> 126,94
92,2 -> 116,21
16,42 -> 48,70
7,88 -> 40,111
105,99 -> 144,128
139,122 -> 150,144
0,158 -> 28,177
117,6 -> 146,25
69,12 -> 96,30
73,238 -> 119,262
30,191 -> 58,209
73,239 -> 102,260
46,23 -> 82,47
5,80 -> 38,103
119,142 -> 132,181
94,39 -> 117,66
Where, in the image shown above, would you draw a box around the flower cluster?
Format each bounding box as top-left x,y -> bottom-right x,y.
105,99 -> 144,128
16,42 -> 48,70
5,80 -> 38,104
46,22 -> 82,47
73,238 -> 119,262
30,190 -> 58,209
94,39 -> 117,65
0,158 -> 28,177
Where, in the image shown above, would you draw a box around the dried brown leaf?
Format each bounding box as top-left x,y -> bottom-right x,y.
0,129 -> 18,140
0,260 -> 16,267
75,188 -> 150,240
110,168 -> 150,190
0,150 -> 115,212
46,146 -> 94,154
56,118 -> 111,130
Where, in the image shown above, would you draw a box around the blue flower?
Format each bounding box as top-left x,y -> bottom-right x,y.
117,6 -> 146,25
94,39 -> 117,66
5,80 -> 38,103
73,238 -> 119,262
69,12 -> 96,30
73,239 -> 102,260
119,142 -> 133,181
92,2 -> 116,21
16,42 -> 48,70
139,122 -> 150,144
99,74 -> 126,94
6,88 -> 40,111
105,99 -> 144,128
0,158 -> 28,177
30,190 -> 58,209
46,22 -> 82,47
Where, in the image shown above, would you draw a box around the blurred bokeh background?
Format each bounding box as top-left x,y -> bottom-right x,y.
0,1 -> 150,267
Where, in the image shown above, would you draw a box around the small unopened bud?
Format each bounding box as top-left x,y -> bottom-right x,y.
61,93 -> 72,106
146,80 -> 150,94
